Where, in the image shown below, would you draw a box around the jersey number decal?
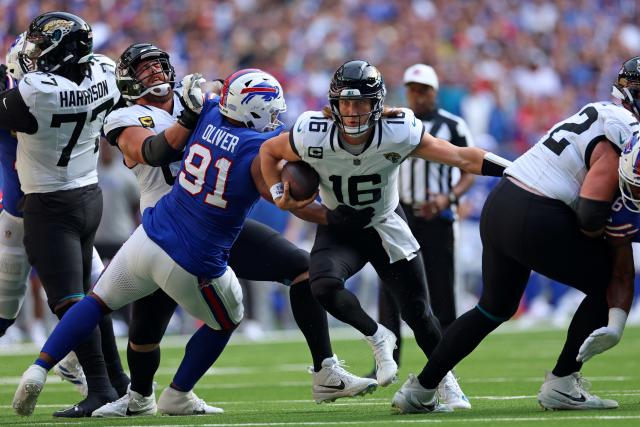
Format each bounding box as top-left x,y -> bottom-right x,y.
51,98 -> 114,167
329,174 -> 381,205
542,106 -> 598,155
179,143 -> 232,208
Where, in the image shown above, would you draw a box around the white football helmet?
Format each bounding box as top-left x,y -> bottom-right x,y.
619,134 -> 640,212
218,69 -> 286,132
5,32 -> 34,80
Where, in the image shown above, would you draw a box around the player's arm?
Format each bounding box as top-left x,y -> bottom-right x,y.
113,123 -> 190,167
576,140 -> 619,237
0,87 -> 38,134
577,234 -> 633,362
251,150 -> 326,222
410,131 -> 510,177
260,132 -> 317,210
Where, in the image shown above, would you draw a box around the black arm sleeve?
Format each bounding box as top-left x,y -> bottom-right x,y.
0,88 -> 38,134
576,197 -> 611,233
141,130 -> 182,167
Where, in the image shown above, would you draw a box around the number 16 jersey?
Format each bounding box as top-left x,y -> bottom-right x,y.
506,102 -> 640,209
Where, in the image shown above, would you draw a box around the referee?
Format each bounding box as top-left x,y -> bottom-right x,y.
373,64 -> 475,368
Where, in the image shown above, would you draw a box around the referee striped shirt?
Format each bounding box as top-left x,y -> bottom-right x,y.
399,108 -> 474,205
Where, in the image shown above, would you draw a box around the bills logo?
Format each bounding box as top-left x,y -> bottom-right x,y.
241,83 -> 279,104
384,152 -> 401,163
623,134 -> 639,155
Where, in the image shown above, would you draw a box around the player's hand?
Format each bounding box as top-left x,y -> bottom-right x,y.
576,326 -> 621,363
274,181 -> 317,210
326,205 -> 374,229
177,73 -> 206,129
0,64 -> 14,92
418,193 -> 449,220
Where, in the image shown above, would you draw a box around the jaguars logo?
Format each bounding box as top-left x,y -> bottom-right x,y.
384,152 -> 401,163
42,20 -> 74,41
138,116 -> 155,128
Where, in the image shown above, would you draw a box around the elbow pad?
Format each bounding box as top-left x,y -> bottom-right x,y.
481,152 -> 511,177
141,131 -> 181,167
576,197 -> 611,233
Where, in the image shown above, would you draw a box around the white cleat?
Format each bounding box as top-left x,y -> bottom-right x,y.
312,354 -> 378,403
12,364 -> 47,416
437,371 -> 471,409
157,387 -> 223,415
365,324 -> 398,386
537,371 -> 618,410
391,374 -> 452,414
53,352 -> 88,398
92,385 -> 157,417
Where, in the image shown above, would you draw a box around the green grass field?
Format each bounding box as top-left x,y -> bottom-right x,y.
1,325 -> 640,426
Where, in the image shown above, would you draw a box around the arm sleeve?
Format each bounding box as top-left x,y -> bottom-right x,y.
0,88 -> 38,134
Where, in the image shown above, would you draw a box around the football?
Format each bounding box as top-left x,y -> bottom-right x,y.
281,161 -> 320,201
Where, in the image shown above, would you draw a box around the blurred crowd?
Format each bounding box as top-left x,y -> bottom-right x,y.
3,0 -> 640,342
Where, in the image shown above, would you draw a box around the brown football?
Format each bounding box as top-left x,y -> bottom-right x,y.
281,161 -> 320,201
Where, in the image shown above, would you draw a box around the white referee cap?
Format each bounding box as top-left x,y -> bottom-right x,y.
403,64 -> 439,90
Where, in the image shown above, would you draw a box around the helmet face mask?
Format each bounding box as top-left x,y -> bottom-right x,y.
116,43 -> 175,101
218,69 -> 287,132
329,60 -> 385,137
6,32 -> 35,80
619,134 -> 640,212
24,11 -> 93,73
612,56 -> 640,119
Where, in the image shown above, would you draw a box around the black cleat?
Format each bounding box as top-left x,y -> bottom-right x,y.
53,392 -> 118,418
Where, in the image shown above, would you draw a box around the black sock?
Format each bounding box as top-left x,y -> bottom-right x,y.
378,285 -> 402,364
552,294 -> 607,377
127,343 -> 160,397
99,315 -> 129,395
290,279 -> 333,372
311,277 -> 378,336
418,307 -> 500,389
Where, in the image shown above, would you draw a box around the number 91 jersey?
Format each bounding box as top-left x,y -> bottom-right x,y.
16,55 -> 120,194
290,108 -> 424,262
506,102 -> 640,209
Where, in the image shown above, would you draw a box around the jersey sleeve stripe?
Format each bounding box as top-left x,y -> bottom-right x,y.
607,223 -> 634,230
288,129 -> 300,157
606,229 -> 638,238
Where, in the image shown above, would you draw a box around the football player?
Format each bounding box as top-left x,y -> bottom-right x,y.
260,60 -> 510,411
12,67 -> 369,417
91,44 -> 374,417
397,58 -> 640,413
0,19 -> 130,417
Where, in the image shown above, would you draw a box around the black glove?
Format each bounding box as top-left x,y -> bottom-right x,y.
326,205 -> 374,230
0,64 -> 9,92
176,95 -> 200,130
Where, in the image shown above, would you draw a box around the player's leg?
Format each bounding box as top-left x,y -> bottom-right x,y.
231,219 -> 376,403
0,211 -> 30,336
376,284 -> 402,365
13,225 -> 161,417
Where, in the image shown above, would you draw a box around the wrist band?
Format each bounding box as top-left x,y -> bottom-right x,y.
608,307 -> 628,337
270,182 -> 284,200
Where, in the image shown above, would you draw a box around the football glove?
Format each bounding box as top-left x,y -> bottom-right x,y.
327,205 -> 374,230
577,326 -> 621,363
177,73 -> 206,129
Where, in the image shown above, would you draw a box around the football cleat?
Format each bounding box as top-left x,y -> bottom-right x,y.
391,374 -> 452,414
364,324 -> 398,386
437,371 -> 471,409
53,352 -> 88,398
537,371 -> 618,410
312,354 -> 378,403
157,387 -> 223,415
13,364 -> 47,416
92,385 -> 157,417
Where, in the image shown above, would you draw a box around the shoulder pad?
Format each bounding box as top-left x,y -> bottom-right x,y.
380,108 -> 423,147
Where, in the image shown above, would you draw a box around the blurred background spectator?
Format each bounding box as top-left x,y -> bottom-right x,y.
3,0 -> 640,339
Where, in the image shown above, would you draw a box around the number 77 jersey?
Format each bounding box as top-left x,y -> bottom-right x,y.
16,55 -> 120,194
506,102 -> 640,209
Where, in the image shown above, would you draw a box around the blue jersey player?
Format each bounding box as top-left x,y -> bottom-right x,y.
576,134 -> 640,363
12,69 -> 296,417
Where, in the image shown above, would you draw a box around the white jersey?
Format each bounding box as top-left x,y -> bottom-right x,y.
506,102 -> 640,209
291,108 -> 424,262
16,55 -> 120,194
103,94 -> 183,213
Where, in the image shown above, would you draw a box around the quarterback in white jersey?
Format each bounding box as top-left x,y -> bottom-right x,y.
261,60 -> 507,403
2,12 -> 130,417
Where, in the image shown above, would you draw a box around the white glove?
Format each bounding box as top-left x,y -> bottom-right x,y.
576,307 -> 627,363
180,73 -> 206,114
